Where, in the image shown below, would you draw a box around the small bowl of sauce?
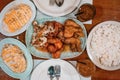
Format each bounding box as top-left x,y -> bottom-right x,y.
76,3 -> 96,22
76,59 -> 96,77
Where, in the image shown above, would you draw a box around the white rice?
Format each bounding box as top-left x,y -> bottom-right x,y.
90,23 -> 120,67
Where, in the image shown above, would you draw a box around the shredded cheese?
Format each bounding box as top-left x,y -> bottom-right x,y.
3,4 -> 32,32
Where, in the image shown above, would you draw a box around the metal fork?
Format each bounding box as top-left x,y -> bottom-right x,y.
55,65 -> 61,80
49,0 -> 55,6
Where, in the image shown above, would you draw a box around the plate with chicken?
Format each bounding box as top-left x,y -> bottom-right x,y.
25,17 -> 87,59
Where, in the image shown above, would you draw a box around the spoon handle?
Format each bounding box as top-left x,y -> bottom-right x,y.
49,0 -> 55,6
56,77 -> 59,80
50,76 -> 53,80
75,11 -> 84,16
55,0 -> 64,7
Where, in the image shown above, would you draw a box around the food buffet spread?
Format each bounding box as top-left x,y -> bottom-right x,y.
0,0 -> 120,80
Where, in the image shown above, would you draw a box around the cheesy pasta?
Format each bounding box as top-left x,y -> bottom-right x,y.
1,44 -> 27,73
3,4 -> 32,32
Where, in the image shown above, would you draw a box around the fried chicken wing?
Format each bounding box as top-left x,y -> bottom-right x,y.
47,44 -> 57,53
64,25 -> 84,38
64,37 -> 82,52
64,19 -> 80,27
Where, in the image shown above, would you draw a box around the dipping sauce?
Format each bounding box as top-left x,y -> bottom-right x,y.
76,4 -> 96,22
77,59 -> 96,77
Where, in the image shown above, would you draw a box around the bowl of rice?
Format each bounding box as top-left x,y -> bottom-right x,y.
87,21 -> 120,70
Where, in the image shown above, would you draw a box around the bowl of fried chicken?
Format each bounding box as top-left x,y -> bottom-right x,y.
26,17 -> 87,59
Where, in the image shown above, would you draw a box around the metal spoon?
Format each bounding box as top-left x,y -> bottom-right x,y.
55,0 -> 64,7
48,66 -> 55,80
49,0 -> 55,6
55,65 -> 61,80
75,11 -> 84,16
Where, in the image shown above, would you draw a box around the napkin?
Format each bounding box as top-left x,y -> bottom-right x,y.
35,0 -> 93,24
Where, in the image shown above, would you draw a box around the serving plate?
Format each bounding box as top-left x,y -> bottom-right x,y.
0,0 -> 36,36
31,59 -> 80,80
0,38 -> 33,79
25,17 -> 87,59
87,21 -> 120,70
33,0 -> 81,17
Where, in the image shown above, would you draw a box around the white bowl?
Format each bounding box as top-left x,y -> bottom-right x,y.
87,21 -> 120,70
33,0 -> 81,17
31,59 -> 80,80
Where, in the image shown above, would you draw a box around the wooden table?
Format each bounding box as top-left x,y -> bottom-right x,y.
0,0 -> 120,80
